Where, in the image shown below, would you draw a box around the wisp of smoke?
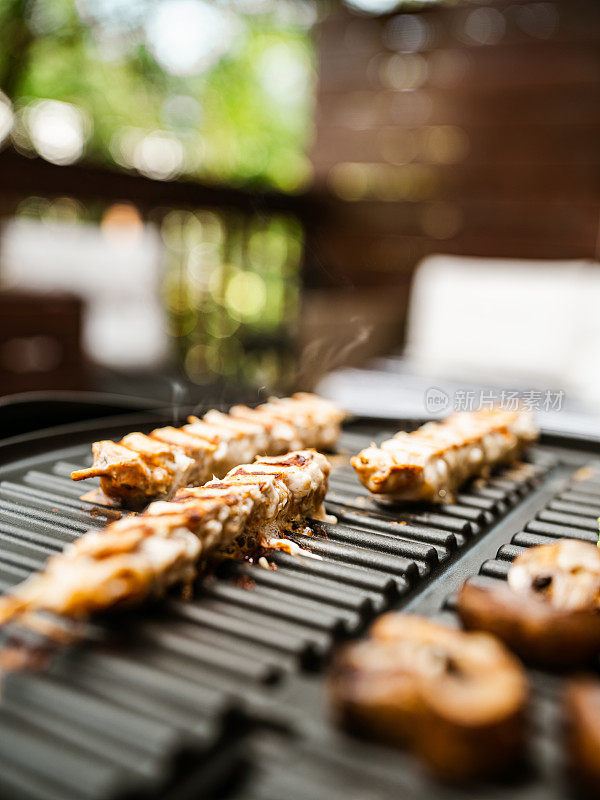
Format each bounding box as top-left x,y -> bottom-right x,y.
295,318 -> 374,389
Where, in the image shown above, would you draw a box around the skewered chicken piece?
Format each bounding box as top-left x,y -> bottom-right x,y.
458,539 -> 600,668
351,408 -> 538,503
71,393 -> 344,506
564,678 -> 600,793
0,450 -> 330,640
329,614 -> 528,782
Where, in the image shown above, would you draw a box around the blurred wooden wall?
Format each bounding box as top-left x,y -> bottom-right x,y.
306,0 -> 600,308
0,291 -> 85,395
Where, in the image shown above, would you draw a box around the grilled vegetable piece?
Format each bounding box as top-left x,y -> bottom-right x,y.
458,540 -> 600,668
71,393 -> 345,506
351,408 -> 538,503
330,614 -> 528,782
564,678 -> 600,792
0,450 -> 330,638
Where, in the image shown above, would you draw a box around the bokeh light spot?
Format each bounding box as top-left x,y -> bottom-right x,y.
420,202 -> 463,239
27,100 -> 88,165
462,7 -> 506,46
225,271 -> 267,320
146,0 -> 235,75
133,131 -> 184,180
0,93 -> 14,146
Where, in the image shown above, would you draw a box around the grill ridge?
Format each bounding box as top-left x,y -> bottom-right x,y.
0,415 -> 590,800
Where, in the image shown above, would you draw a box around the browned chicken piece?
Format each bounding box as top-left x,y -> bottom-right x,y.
564,678 -> 600,793
228,405 -> 302,453
351,408 -> 538,503
0,450 -> 330,644
71,393 -> 345,506
71,433 -> 206,505
329,614 -> 529,782
458,539 -> 600,668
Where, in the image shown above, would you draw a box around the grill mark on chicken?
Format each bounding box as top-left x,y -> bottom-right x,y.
0,449 -> 330,649
71,393 -> 344,507
351,408 -> 538,503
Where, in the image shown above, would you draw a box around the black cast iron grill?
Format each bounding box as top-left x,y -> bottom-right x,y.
0,411 -> 597,800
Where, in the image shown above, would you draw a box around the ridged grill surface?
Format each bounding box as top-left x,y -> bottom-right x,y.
0,417 -> 595,800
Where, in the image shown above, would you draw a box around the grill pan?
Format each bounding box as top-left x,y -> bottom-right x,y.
0,407 -> 598,799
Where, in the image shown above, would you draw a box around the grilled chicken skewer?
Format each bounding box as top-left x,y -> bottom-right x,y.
71,393 -> 344,506
0,450 -> 330,640
351,408 -> 538,503
458,540 -> 600,668
329,614 -> 528,781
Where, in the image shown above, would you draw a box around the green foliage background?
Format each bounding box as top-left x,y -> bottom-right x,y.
0,0 -> 315,191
